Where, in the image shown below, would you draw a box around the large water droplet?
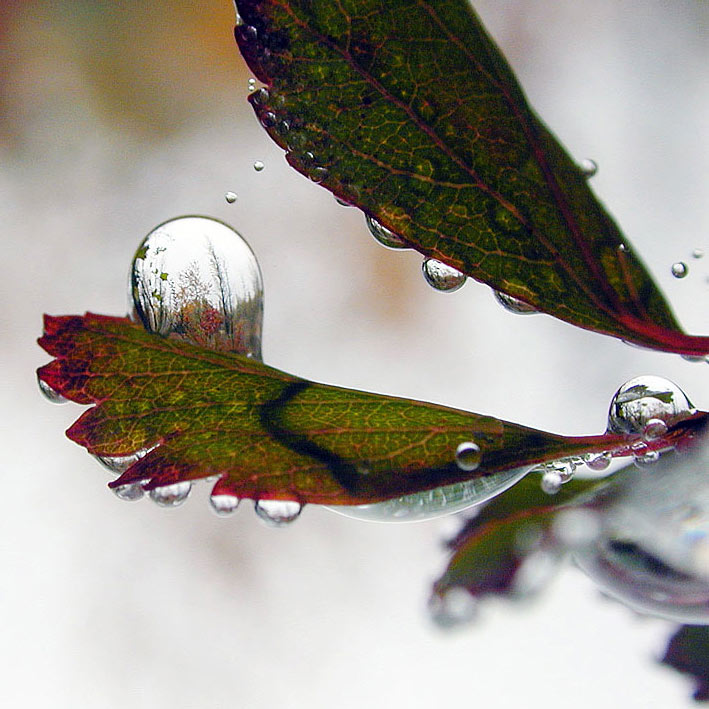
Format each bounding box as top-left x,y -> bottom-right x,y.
671,262 -> 688,279
365,214 -> 408,249
210,493 -> 240,516
149,481 -> 192,507
455,441 -> 481,472
254,499 -> 302,527
422,258 -> 466,293
129,216 -> 264,359
607,375 -> 694,435
493,290 -> 538,314
330,466 -> 530,522
37,374 -> 67,404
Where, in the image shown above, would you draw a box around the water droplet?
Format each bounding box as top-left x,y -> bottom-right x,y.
260,111 -> 277,128
455,441 -> 482,472
308,166 -> 328,183
129,216 -> 264,359
95,452 -> 144,475
579,158 -> 598,177
253,160 -> 265,172
210,493 -> 240,516
234,3 -> 244,26
692,249 -> 704,259
422,258 -> 466,293
428,587 -> 477,629
112,482 -> 145,502
364,214 -> 408,249
493,290 -> 538,314
585,452 -> 612,472
335,197 -> 352,207
541,471 -> 563,495
37,374 -> 67,404
252,88 -> 269,106
671,262 -> 688,279
247,77 -> 256,92
643,418 -> 669,442
634,449 -> 660,468
224,191 -> 237,204
618,244 -> 628,253
149,481 -> 192,507
243,25 -> 258,42
607,375 -> 694,435
681,354 -> 706,363
254,499 -> 302,527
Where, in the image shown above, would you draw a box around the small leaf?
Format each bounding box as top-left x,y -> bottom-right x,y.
662,625 -> 709,702
37,313 -> 656,505
234,0 -> 709,355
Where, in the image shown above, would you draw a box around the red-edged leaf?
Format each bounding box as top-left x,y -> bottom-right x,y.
662,625 -> 709,702
234,0 -> 709,355
35,313 -> 684,506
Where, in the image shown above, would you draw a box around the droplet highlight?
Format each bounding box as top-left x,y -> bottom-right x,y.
254,499 -> 302,527
422,258 -> 466,293
455,441 -> 482,472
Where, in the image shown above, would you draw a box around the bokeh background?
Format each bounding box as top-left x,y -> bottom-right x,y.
2,1 -> 708,706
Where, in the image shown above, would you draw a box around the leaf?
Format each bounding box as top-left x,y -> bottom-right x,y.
234,0 -> 709,355
661,625 -> 709,702
37,313 -> 661,506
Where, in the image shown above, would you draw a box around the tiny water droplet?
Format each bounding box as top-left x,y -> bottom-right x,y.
253,160 -> 265,172
634,449 -> 660,468
112,482 -> 145,502
692,249 -> 704,259
541,471 -> 562,495
252,87 -> 270,106
149,481 -> 192,507
247,77 -> 256,92
243,25 -> 258,41
607,375 -> 694,435
455,441 -> 481,472
493,290 -> 538,314
671,262 -> 688,279
422,258 -> 466,293
365,214 -> 408,249
643,418 -> 669,442
129,216 -> 264,358
335,197 -> 352,207
585,452 -> 611,472
260,111 -> 277,128
682,354 -> 706,363
234,3 -> 244,26
618,244 -> 628,253
210,493 -> 241,516
254,499 -> 302,527
580,158 -> 598,177
37,374 -> 67,404
224,191 -> 237,204
429,587 -> 477,629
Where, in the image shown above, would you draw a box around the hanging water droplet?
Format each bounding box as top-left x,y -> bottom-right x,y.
224,191 -> 237,204
671,262 -> 688,279
692,249 -> 704,259
149,481 -> 192,507
493,290 -> 538,314
247,77 -> 256,92
210,493 -> 241,516
607,375 -> 694,435
112,482 -> 145,502
422,258 -> 466,293
364,214 -> 408,249
254,499 -> 302,527
428,587 -> 477,629
129,216 -> 264,359
95,452 -> 144,475
643,418 -> 669,442
540,470 -> 563,495
634,449 -> 660,468
455,441 -> 482,472
579,158 -> 598,177
585,452 -> 612,472
37,374 -> 67,404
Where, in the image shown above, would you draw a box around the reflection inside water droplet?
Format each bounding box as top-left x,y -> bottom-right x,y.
254,499 -> 302,527
37,374 -> 67,404
422,258 -> 466,293
671,262 -> 688,279
493,290 -> 538,314
129,216 -> 264,359
149,481 -> 192,507
643,418 -> 669,442
365,214 -> 408,249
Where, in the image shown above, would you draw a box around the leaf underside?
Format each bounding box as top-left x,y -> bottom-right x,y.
234,0 -> 709,355
36,313 -> 664,505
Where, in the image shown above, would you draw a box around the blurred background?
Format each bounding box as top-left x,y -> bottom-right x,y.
2,0 -> 708,706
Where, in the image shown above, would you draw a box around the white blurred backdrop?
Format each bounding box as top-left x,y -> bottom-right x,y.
2,1 -> 708,707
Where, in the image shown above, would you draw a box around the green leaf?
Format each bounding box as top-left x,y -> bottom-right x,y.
234,0 -> 709,355
662,625 -> 709,702
38,313 -> 650,505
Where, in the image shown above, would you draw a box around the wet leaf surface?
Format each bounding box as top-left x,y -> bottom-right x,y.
234,0 -> 709,355
662,625 -> 709,702
36,313 -> 664,506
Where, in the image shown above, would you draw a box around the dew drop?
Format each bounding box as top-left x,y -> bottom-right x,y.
260,111 -> 277,128
692,248 -> 704,259
254,499 -> 302,527
493,290 -> 538,314
579,158 -> 598,177
252,87 -> 270,106
365,214 -> 408,249
129,216 -> 264,359
455,441 -> 482,472
540,470 -> 563,495
428,587 -> 477,629
210,493 -> 241,516
149,481 -> 192,507
95,452 -> 145,475
234,3 -> 244,26
309,166 -> 329,183
634,449 -> 660,468
643,418 -> 669,442
585,452 -> 611,472
422,258 -> 466,293
224,191 -> 237,204
247,77 -> 256,92
335,197 -> 353,207
607,375 -> 694,435
671,262 -> 688,279
253,160 -> 265,172
37,374 -> 67,404
112,482 -> 145,502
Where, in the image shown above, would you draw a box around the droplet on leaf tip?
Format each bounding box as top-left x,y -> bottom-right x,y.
254,499 -> 302,527
210,494 -> 241,516
422,258 -> 466,293
148,481 -> 192,507
37,374 -> 67,404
